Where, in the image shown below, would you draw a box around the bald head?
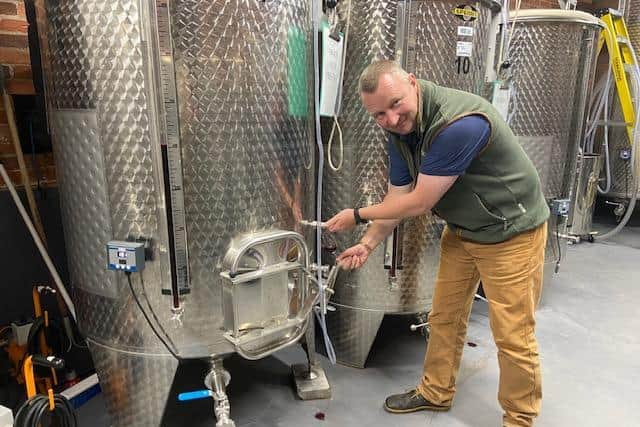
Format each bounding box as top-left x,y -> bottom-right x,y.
359,61 -> 419,135
358,60 -> 410,94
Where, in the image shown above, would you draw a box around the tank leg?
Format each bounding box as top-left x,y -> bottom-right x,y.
326,305 -> 385,368
292,315 -> 331,400
204,359 -> 235,427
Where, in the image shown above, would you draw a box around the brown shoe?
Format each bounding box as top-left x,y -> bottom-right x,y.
383,389 -> 451,414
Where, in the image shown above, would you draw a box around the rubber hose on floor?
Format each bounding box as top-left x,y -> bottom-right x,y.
14,394 -> 77,427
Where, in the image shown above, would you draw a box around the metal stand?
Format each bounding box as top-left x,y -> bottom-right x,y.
292,316 -> 331,400
204,359 -> 236,427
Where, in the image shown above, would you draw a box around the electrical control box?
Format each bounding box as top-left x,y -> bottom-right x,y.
107,241 -> 145,272
550,199 -> 571,216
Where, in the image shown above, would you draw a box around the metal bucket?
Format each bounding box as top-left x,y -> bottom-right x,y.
323,0 -> 500,368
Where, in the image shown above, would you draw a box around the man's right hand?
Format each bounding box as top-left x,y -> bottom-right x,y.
336,243 -> 373,270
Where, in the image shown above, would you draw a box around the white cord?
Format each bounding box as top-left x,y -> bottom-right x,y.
325,0 -> 352,172
327,116 -> 344,171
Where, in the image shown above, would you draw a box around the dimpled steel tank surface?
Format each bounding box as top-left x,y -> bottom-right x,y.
322,0 -> 501,368
34,0 -> 323,425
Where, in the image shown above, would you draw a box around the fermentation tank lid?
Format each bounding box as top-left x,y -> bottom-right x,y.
508,9 -> 604,28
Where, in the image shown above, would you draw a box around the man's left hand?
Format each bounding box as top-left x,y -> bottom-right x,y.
326,209 -> 356,233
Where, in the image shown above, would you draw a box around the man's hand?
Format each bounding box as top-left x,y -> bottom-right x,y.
326,208 -> 356,233
336,243 -> 372,270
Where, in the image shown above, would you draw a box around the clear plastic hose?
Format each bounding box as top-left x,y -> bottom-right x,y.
313,1 -> 336,364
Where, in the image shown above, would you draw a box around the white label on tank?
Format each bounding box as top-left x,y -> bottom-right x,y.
320,27 -> 344,117
458,26 -> 474,37
456,41 -> 473,57
492,84 -> 511,121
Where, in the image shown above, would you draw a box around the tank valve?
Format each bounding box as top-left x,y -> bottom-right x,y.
409,322 -> 429,332
178,360 -> 235,427
605,200 -> 627,220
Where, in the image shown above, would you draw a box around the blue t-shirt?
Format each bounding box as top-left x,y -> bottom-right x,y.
388,115 -> 491,186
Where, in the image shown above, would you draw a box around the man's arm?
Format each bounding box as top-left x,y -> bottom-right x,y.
359,183 -> 412,250
326,174 -> 457,233
327,115 -> 488,233
359,174 -> 457,221
333,183 -> 410,269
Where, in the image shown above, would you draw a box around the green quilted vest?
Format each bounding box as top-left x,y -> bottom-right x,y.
390,80 -> 549,243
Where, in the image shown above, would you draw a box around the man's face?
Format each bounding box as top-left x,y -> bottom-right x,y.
361,72 -> 419,135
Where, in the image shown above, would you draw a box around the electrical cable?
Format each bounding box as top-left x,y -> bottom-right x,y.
62,317 -> 88,350
125,273 -> 183,361
25,316 -> 66,357
138,273 -> 180,355
554,216 -> 562,273
14,393 -> 77,427
13,316 -> 67,384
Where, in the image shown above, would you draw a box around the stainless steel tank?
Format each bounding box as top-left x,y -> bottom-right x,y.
322,0 -> 501,368
34,1 -> 326,426
505,10 -> 603,283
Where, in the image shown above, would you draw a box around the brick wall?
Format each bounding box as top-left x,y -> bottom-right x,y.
0,0 -> 55,189
0,1 -> 33,95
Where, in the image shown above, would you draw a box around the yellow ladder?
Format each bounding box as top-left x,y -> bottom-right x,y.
599,9 -> 636,145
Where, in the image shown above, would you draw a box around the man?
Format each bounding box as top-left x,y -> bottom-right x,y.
325,60 -> 549,427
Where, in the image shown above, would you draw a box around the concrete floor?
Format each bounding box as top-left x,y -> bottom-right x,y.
78,215 -> 640,427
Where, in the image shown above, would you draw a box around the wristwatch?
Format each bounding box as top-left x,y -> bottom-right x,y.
353,207 -> 368,224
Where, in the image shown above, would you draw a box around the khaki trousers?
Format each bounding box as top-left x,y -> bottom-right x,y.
416,223 -> 547,427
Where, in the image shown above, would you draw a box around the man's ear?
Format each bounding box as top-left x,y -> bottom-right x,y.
407,73 -> 417,86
